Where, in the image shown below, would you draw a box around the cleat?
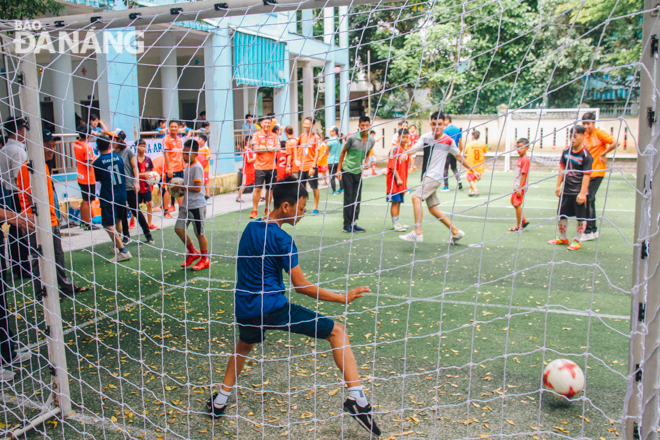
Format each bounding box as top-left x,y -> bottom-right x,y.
110,251 -> 132,263
343,398 -> 381,436
208,393 -> 227,419
249,210 -> 258,219
451,229 -> 465,244
391,223 -> 409,232
567,240 -> 581,251
191,258 -> 210,271
182,252 -> 201,268
399,231 -> 422,242
548,238 -> 570,245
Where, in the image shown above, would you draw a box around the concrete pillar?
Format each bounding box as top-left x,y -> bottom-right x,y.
324,61 -> 335,134
339,6 -> 350,135
274,48 -> 291,129
50,52 -> 76,134
324,7 -> 335,45
289,60 -> 298,134
302,61 -> 314,122
204,30 -> 235,175
96,30 -> 140,136
159,32 -> 179,121
302,10 -> 314,39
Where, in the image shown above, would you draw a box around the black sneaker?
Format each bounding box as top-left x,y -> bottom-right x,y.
353,225 -> 366,233
343,398 -> 381,436
343,226 -> 354,233
122,237 -> 130,245
81,223 -> 100,231
458,181 -> 463,190
207,393 -> 227,419
145,235 -> 155,245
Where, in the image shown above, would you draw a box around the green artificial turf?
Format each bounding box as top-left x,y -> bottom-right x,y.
2,171 -> 636,439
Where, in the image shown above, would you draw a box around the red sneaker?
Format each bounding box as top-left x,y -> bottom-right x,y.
129,219 -> 136,228
249,210 -> 258,219
168,205 -> 176,213
547,238 -> 570,245
191,258 -> 210,271
149,224 -> 158,230
264,209 -> 271,216
164,212 -> 172,218
182,252 -> 201,268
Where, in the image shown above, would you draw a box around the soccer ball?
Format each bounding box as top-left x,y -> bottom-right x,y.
543,359 -> 584,398
168,177 -> 185,199
146,171 -> 161,185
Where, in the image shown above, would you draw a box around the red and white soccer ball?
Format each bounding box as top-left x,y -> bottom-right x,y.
543,359 -> 585,398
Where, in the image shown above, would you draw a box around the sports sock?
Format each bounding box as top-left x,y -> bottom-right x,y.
576,221 -> 586,241
348,385 -> 368,407
392,216 -> 399,226
214,388 -> 231,407
558,219 -> 568,240
200,249 -> 209,261
187,243 -> 198,254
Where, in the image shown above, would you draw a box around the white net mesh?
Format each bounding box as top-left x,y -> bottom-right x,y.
0,0 -> 652,438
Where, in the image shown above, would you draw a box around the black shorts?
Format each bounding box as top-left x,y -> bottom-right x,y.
558,194 -> 588,220
79,183 -> 96,202
301,169 -> 318,190
237,302 -> 335,344
165,170 -> 184,183
255,170 -> 276,189
138,191 -> 152,204
101,204 -> 126,227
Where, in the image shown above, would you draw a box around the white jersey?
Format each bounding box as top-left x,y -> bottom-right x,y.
410,131 -> 460,182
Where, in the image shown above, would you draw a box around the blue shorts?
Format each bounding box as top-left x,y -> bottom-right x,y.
100,204 -> 126,227
387,193 -> 405,203
237,302 -> 335,344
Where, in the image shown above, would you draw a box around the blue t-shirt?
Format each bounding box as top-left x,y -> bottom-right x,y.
443,124 -> 462,146
93,153 -> 127,207
235,220 -> 299,319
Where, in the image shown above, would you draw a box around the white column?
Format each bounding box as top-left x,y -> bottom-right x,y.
289,60 -> 298,134
323,7 -> 334,45
302,62 -> 314,121
51,52 -> 76,134
160,32 -> 179,121
247,87 -> 258,116
339,6 -> 350,135
302,10 -> 314,39
324,8 -> 336,134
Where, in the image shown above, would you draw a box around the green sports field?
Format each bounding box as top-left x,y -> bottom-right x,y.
3,170 -> 636,439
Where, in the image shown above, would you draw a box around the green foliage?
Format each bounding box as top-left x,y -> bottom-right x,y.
349,0 -> 642,115
0,0 -> 64,20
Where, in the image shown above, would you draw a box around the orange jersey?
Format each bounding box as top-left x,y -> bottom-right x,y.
299,132 -> 321,172
199,145 -> 211,173
17,162 -> 58,227
73,139 -> 96,184
251,130 -> 279,171
286,138 -> 302,173
164,134 -> 184,173
464,141 -> 488,175
152,155 -> 166,180
584,128 -> 614,178
317,143 -> 329,167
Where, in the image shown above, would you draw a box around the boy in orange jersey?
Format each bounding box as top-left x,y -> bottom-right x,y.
163,120 -> 184,217
463,130 -> 487,197
250,116 -> 279,218
73,123 -> 98,230
298,117 -> 321,215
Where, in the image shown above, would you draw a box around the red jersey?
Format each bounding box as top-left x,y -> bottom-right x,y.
276,148 -> 288,181
386,146 -> 409,194
243,147 -> 256,179
137,156 -> 154,194
409,132 -> 420,146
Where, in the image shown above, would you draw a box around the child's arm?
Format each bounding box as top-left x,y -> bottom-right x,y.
517,172 -> 527,197
289,265 -> 369,304
456,153 -> 480,180
577,173 -> 590,205
336,145 -> 349,180
310,146 -> 319,176
187,167 -> 203,193
555,167 -> 565,197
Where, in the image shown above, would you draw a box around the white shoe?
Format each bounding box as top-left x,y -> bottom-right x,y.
451,230 -> 465,244
581,232 -> 599,242
111,250 -> 132,263
0,368 -> 14,382
392,223 -> 409,232
8,350 -> 32,365
399,231 -> 422,242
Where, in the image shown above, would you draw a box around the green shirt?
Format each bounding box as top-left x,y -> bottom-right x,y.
341,133 -> 375,174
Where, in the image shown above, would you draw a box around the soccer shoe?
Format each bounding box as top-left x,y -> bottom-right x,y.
207,393 -> 227,419
451,229 -> 466,244
129,219 -> 136,229
164,212 -> 173,219
168,205 -> 176,213
399,231 -> 423,242
567,240 -> 581,251
249,209 -> 258,219
181,252 -> 201,268
149,224 -> 159,230
343,398 -> 381,436
441,186 -> 450,192
353,225 -> 366,233
5,349 -> 32,366
338,189 -> 345,194
391,223 -> 409,232
333,191 -> 338,195
547,238 -> 570,245
343,226 -> 355,233
312,209 -> 319,215
581,231 -> 599,242
191,258 -> 210,271
111,250 -> 132,263
0,368 -> 14,382
144,235 -> 155,245
122,236 -> 131,245
458,182 -> 463,190
264,209 -> 271,216
81,223 -> 100,231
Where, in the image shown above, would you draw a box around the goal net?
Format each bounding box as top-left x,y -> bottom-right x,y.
0,0 -> 653,438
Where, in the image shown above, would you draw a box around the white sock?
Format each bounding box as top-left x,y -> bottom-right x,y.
348,386 -> 368,407
214,388 -> 231,407
392,216 -> 399,226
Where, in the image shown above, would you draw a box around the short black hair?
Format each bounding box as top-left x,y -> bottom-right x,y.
200,121 -> 210,128
581,112 -> 596,122
169,120 -> 179,126
430,111 -> 446,121
96,136 -> 112,152
358,116 -> 371,124
399,128 -> 409,135
245,114 -> 252,119
199,111 -> 206,117
4,117 -> 25,137
76,123 -> 89,139
516,137 -> 530,146
137,138 -> 147,146
445,115 -> 452,122
158,119 -> 166,125
273,176 -> 308,209
90,114 -> 99,121
570,125 -> 586,135
260,115 -> 272,124
199,133 -> 208,143
184,139 -> 200,153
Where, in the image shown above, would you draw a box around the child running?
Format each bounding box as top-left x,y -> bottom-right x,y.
463,130 -> 487,196
509,138 -> 530,231
136,139 -> 157,230
173,139 -> 210,270
208,176 -> 380,436
548,125 -> 593,251
387,128 -> 411,231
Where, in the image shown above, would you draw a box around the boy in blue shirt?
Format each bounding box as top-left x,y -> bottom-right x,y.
92,134 -> 132,262
209,176 -> 380,436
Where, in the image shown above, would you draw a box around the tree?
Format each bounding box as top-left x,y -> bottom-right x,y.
0,0 -> 64,20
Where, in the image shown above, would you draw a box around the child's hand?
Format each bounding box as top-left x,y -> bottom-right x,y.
555,186 -> 562,197
516,190 -> 523,198
396,178 -> 403,186
577,193 -> 587,205
343,287 -> 370,304
473,171 -> 481,180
